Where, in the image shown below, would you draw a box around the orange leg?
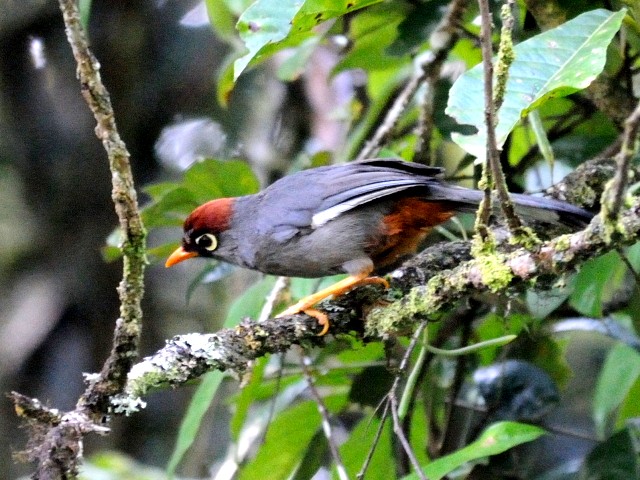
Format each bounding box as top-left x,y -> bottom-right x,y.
278,272 -> 390,335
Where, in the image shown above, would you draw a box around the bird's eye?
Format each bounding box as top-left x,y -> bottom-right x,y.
195,233 -> 218,251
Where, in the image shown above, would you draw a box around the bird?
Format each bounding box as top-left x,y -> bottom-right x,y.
166,158 -> 593,334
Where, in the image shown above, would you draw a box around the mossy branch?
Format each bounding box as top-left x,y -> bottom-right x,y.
8,0 -> 147,477
58,0 -> 146,408
476,0 -> 524,238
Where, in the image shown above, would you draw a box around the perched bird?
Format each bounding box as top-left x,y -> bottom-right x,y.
166,159 -> 593,334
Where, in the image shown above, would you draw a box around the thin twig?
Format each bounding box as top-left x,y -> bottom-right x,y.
387,323 -> 429,479
356,0 -> 468,161
356,401 -> 391,480
258,276 -> 290,322
414,72 -> 438,165
414,0 -> 470,164
476,0 -> 523,235
299,354 -> 350,480
605,99 -> 640,221
493,1 -> 516,113
390,392 -> 428,480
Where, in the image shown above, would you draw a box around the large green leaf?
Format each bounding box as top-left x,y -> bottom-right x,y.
446,8 -> 626,160
238,396 -> 347,479
402,422 -> 545,480
338,415 -> 394,480
234,0 -> 383,80
569,250 -> 627,317
166,371 -> 225,477
593,343 -> 640,439
333,2 -> 411,73
224,276 -> 277,328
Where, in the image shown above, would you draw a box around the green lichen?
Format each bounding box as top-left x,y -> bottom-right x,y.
472,252 -> 513,293
553,234 -> 571,252
494,3 -> 515,111
509,225 -> 541,250
471,232 -> 496,256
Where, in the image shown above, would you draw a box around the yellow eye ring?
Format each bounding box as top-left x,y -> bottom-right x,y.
195,233 -> 218,251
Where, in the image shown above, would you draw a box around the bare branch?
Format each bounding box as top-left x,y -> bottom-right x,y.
388,324 -> 428,479
356,402 -> 390,480
356,0 -> 468,161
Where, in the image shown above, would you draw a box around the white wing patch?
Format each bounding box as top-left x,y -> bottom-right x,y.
311,185 -> 410,228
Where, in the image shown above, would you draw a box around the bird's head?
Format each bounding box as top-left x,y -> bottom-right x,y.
165,198 -> 235,267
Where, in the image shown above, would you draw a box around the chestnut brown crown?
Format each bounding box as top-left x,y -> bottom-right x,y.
165,198 -> 235,267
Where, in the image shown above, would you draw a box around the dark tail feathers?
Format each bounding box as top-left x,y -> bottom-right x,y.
427,184 -> 594,228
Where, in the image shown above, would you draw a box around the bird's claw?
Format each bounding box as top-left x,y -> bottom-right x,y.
277,305 -> 330,336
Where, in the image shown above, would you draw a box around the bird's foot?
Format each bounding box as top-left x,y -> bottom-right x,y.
277,275 -> 389,336
277,304 -> 330,335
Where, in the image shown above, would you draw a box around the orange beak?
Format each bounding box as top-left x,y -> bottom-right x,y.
165,246 -> 198,267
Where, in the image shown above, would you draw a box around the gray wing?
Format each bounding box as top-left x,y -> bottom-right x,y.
309,160 -> 445,227
253,159 -> 444,241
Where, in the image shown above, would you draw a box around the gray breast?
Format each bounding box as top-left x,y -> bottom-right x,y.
249,202 -> 387,278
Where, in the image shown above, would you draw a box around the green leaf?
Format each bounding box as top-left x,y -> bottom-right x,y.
593,343 -> 640,439
617,375 -> 640,430
234,0 -> 384,80
623,241 -> 640,272
79,0 -> 92,30
238,396 -> 346,480
446,8 -> 626,160
82,451 -> 167,479
224,276 -> 277,328
166,371 -> 225,477
579,426 -> 640,479
386,0 -> 448,56
142,187 -> 198,228
184,158 -> 260,201
205,0 -> 240,45
338,415 -> 394,480
570,250 -> 627,317
290,430 -> 328,480
402,422 -> 546,480
526,285 -> 572,320
333,2 -> 411,73
146,242 -> 181,264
